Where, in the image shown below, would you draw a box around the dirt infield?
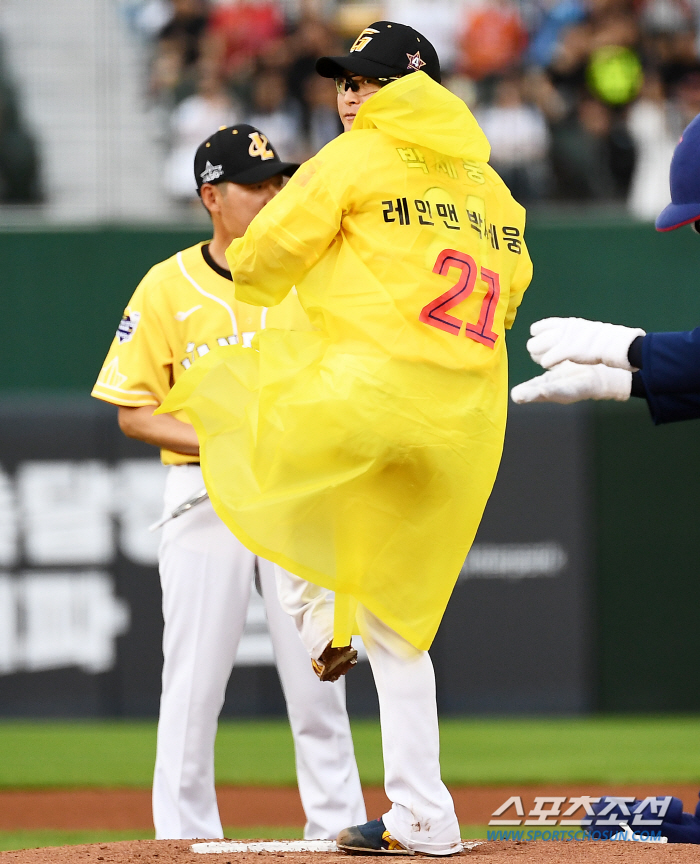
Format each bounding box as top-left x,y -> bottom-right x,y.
0,786 -> 698,830
1,838 -> 700,864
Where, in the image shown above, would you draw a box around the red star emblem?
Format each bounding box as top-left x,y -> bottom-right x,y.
406,51 -> 427,71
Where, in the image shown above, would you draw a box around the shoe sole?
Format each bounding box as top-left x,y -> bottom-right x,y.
338,846 -> 466,858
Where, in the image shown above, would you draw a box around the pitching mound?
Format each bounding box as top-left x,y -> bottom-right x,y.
3,786 -> 699,832
0,839 -> 698,864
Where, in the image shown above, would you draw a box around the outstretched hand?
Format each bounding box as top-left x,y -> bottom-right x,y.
511,360 -> 632,405
527,317 -> 645,370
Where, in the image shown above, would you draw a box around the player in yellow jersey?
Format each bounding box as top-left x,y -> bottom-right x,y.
92,125 -> 365,841
160,25 -> 533,855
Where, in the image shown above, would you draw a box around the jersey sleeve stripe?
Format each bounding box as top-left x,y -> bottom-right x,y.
94,382 -> 158,397
91,388 -> 159,407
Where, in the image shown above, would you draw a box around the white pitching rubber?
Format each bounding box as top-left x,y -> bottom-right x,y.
191,840 -> 484,854
191,841 -> 339,854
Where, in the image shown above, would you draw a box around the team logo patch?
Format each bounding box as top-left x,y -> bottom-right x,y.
200,161 -> 224,182
350,27 -> 379,53
117,311 -> 140,343
248,132 -> 275,161
406,51 -> 427,71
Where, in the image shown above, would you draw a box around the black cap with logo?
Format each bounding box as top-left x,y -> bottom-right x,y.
316,21 -> 441,85
194,123 -> 298,194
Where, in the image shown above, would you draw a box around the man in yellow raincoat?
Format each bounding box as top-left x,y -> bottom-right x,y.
161,21 -> 532,856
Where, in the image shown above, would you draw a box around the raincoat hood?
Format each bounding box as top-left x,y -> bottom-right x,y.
352,70 -> 491,163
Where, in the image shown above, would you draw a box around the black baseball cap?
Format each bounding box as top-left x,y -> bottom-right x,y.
194,123 -> 298,194
316,21 -> 441,85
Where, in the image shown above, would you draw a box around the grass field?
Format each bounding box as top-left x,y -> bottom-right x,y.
1,716 -> 698,851
1,716 -> 700,788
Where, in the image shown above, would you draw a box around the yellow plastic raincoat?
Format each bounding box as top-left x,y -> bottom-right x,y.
160,71 -> 533,650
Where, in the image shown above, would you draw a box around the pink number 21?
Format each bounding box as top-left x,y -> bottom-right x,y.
419,248 -> 501,348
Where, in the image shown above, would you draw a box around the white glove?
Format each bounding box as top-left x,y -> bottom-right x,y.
527,317 -> 645,370
511,361 -> 632,404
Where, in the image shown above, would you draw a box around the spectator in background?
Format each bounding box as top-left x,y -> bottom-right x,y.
288,13 -> 339,89
545,20 -> 593,107
245,69 -> 301,161
641,0 -> 691,37
383,0 -> 465,72
675,69 -> 700,122
164,69 -> 240,201
658,28 -> 700,88
526,0 -> 587,69
550,96 -> 635,199
640,0 -> 700,86
588,0 -> 639,53
544,0 -> 639,108
302,73 -> 341,156
476,74 -> 551,202
457,0 -> 528,83
286,14 -> 341,143
203,1 -> 285,85
626,71 -> 676,219
151,0 -> 210,100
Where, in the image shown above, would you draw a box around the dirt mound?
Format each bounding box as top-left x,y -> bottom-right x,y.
0,786 -> 698,831
0,839 -> 697,864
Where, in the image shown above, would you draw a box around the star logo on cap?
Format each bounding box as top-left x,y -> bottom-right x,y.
200,161 -> 224,182
406,51 -> 427,71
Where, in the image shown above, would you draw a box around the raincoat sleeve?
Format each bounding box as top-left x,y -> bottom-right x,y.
226,153 -> 346,308
504,240 -> 533,329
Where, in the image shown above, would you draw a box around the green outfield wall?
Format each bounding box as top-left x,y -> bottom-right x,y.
3,220 -> 700,392
593,401 -> 700,711
2,221 -> 700,712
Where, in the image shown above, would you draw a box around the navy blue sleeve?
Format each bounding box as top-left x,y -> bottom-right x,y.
636,328 -> 700,424
644,389 -> 700,424
640,328 -> 700,392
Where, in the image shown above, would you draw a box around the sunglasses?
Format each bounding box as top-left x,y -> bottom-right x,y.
334,75 -> 401,95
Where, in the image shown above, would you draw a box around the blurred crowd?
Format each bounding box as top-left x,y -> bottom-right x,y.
130,0 -> 343,202
132,0 -> 700,216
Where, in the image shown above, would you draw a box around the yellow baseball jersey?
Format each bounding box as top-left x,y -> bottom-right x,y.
92,241 -> 311,464
160,73 -> 533,650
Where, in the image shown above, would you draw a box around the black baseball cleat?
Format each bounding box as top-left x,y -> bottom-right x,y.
337,818 -> 413,855
311,642 -> 358,682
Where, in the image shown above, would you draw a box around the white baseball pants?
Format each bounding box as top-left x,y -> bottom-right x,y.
153,464 -> 366,840
275,566 -> 462,856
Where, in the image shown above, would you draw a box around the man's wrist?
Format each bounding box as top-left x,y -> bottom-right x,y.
627,334 -> 645,371
630,370 -> 647,399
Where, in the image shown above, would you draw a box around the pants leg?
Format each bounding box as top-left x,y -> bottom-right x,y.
274,564 -> 334,659
153,465 -> 255,840
259,560 -> 366,839
356,606 -> 461,856
275,566 -> 461,855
